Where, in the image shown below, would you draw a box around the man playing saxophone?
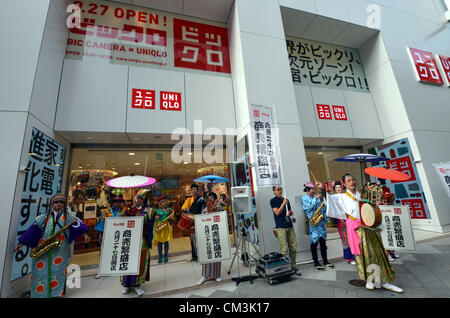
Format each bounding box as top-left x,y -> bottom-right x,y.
15,194 -> 89,298
301,182 -> 334,271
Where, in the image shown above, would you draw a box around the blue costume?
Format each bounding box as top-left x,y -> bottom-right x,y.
301,195 -> 329,244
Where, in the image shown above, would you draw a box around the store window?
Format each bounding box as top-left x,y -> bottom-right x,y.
67,147 -> 233,267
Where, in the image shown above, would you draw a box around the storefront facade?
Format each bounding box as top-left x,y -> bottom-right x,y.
1,0 -> 449,297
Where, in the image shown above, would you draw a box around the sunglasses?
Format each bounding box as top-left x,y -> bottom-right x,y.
53,200 -> 65,204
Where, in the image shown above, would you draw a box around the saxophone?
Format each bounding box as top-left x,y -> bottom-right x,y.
30,217 -> 77,258
154,211 -> 174,232
310,200 -> 325,227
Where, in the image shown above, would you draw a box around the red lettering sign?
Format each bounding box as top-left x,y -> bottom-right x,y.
160,91 -> 182,111
386,156 -> 416,184
253,110 -> 260,118
437,54 -> 450,87
402,199 -> 426,219
173,18 -> 231,73
394,208 -> 402,215
132,89 -> 155,109
214,215 -> 220,223
127,220 -> 135,228
316,104 -> 332,120
407,47 -> 444,85
332,105 -> 348,121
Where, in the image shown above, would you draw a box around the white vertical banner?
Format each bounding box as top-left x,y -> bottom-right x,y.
195,211 -> 231,264
98,216 -> 143,276
250,105 -> 283,187
433,162 -> 450,199
379,205 -> 416,251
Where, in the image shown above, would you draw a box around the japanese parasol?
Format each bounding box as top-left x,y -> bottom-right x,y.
335,153 -> 389,183
193,175 -> 230,183
106,175 -> 156,188
364,167 -> 411,182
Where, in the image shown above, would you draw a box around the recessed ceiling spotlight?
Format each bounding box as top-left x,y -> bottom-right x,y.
129,153 -> 135,156
134,162 -> 141,166
318,152 -> 323,155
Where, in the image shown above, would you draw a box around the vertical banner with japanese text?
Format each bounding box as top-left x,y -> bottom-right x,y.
11,128 -> 66,281
433,162 -> 450,199
195,212 -> 231,265
67,0 -> 230,74
379,205 -> 416,251
250,105 -> 283,187
369,138 -> 431,219
98,216 -> 143,276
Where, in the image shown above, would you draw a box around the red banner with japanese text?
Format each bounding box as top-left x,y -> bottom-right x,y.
66,0 -> 231,74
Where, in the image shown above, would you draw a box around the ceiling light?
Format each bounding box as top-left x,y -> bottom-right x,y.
318,152 -> 323,155
86,136 -> 94,140
187,152 -> 192,155
129,153 -> 135,156
134,162 -> 141,166
78,166 -> 82,169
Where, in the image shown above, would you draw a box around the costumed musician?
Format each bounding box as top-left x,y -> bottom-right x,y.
15,194 -> 89,298
153,196 -> 174,264
301,182 -> 335,270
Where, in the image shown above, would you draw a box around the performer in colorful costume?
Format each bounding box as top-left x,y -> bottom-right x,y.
153,196 -> 173,263
333,181 -> 356,265
197,192 -> 224,285
301,182 -> 334,270
15,194 -> 89,298
119,190 -> 154,296
326,174 -> 403,293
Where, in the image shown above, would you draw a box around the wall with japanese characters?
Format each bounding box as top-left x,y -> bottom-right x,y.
55,0 -> 236,137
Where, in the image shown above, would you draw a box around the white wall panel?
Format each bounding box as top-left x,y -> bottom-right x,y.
126,67 -> 186,134
310,87 -> 354,138
279,0 -> 317,13
55,60 -> 128,133
185,73 -> 236,133
343,91 -> 383,139
0,0 -> 49,111
29,1 -> 68,129
314,0 -> 351,22
293,85 -> 319,137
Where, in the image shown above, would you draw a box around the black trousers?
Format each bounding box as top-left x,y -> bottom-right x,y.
190,234 -> 197,259
310,237 -> 328,266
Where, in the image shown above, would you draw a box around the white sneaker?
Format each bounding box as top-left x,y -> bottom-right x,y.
121,287 -> 130,295
389,255 -> 395,262
365,281 -> 375,290
394,252 -> 400,259
196,277 -> 208,286
94,274 -> 101,279
348,261 -> 356,265
134,287 -> 145,296
382,283 -> 403,293
215,277 -> 222,282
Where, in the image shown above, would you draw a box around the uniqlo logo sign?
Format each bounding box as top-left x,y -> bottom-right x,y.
173,18 -> 231,73
401,199 -> 426,219
316,104 -> 332,120
332,105 -> 348,121
132,89 -> 155,109
386,156 -> 416,184
214,215 -> 220,223
407,47 -> 444,85
127,220 -> 135,228
160,91 -> 182,111
436,54 -> 450,87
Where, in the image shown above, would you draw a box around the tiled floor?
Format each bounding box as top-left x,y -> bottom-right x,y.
65,229 -> 449,298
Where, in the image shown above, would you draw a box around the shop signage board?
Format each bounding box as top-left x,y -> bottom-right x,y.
98,216 -> 143,276
433,162 -> 450,199
436,54 -> 450,87
131,89 -> 155,109
83,201 -> 97,219
11,128 -> 66,282
286,36 -> 369,92
195,211 -> 231,264
407,47 -> 444,85
369,138 -> 431,219
250,105 -> 283,187
67,0 -> 231,74
332,105 -> 348,121
316,104 -> 348,121
379,205 -> 416,251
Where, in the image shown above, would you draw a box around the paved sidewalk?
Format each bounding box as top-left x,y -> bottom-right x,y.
157,234 -> 450,298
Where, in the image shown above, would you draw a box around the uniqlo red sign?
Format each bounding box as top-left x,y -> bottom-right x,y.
436,54 -> 450,87
173,18 -> 231,73
316,104 -> 332,120
407,47 -> 444,85
160,91 -> 182,111
332,105 -> 348,121
386,156 -> 416,184
401,199 -> 427,219
132,89 -> 155,109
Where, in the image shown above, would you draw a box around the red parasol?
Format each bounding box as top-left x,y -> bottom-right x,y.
364,167 -> 411,181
